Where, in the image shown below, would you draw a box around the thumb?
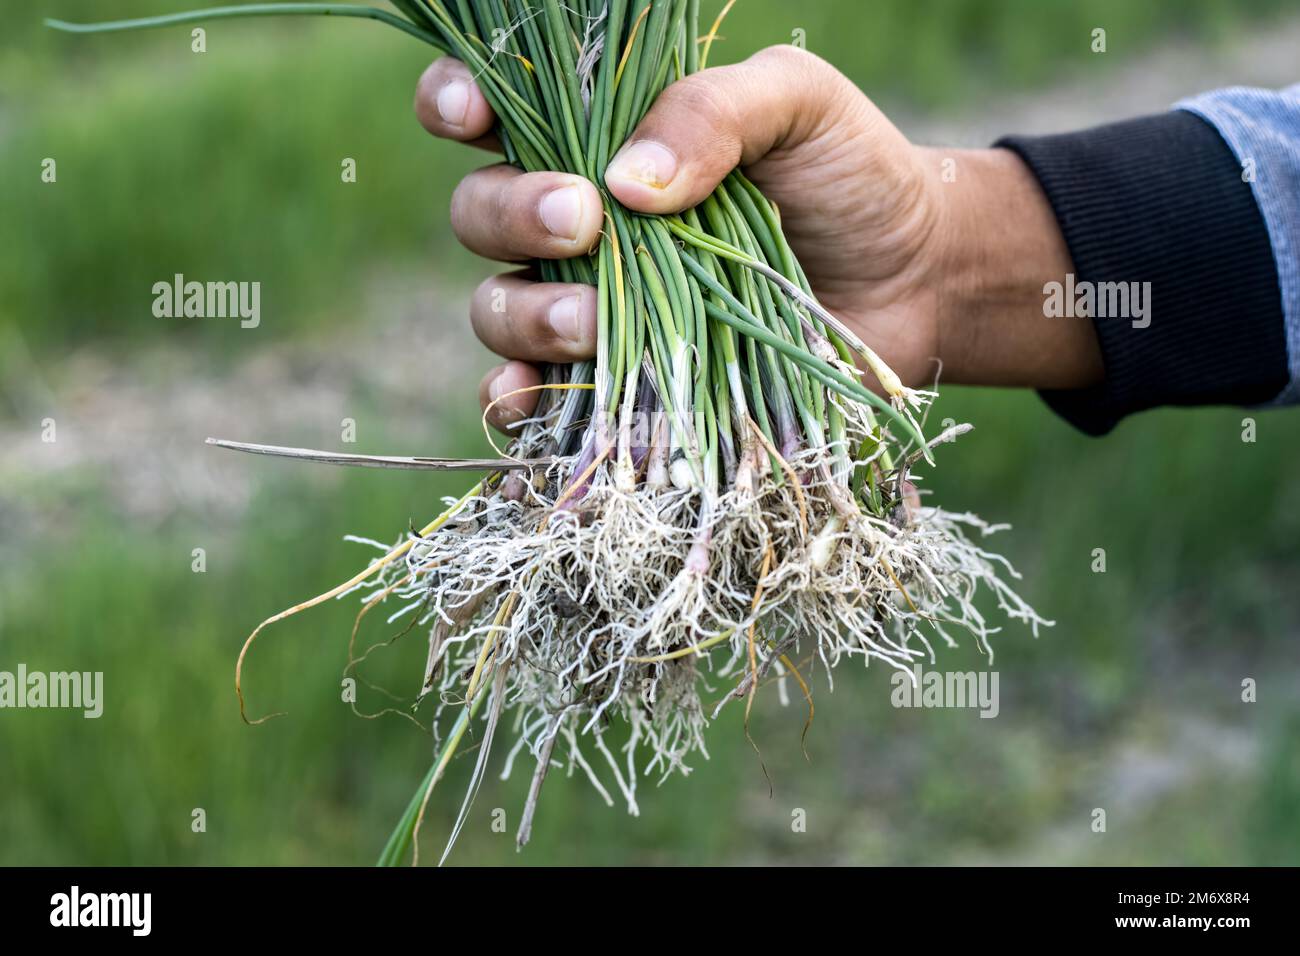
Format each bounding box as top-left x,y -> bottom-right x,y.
603,45 -> 858,214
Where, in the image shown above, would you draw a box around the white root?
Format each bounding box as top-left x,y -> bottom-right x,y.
346,392 -> 1048,835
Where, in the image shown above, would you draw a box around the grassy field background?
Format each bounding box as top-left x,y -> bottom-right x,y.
1,0 -> 1298,865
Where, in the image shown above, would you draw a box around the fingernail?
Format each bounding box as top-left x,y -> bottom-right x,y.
607,141 -> 678,190
539,185 -> 584,241
488,371 -> 508,403
548,294 -> 586,346
437,79 -> 470,127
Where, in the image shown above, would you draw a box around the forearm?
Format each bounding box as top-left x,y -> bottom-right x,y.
930,146 -> 1104,391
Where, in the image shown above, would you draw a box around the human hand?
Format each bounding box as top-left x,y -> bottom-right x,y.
414,45 -> 1102,429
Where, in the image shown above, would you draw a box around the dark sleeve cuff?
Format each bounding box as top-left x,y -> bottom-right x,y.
997,110 -> 1287,435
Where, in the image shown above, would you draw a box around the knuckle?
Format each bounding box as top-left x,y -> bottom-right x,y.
753,43 -> 803,66
414,70 -> 432,114
748,43 -> 822,91
452,167 -> 522,257
470,277 -> 500,328
450,176 -> 476,232
748,44 -> 850,130
753,43 -> 835,88
478,368 -> 498,404
473,276 -> 525,347
666,75 -> 738,134
477,274 -> 510,310
501,177 -> 548,253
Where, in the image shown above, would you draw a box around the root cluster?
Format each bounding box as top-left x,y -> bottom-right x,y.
350,398 -> 1048,840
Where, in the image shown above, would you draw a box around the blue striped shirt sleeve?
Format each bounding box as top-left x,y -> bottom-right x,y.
1177,84 -> 1300,406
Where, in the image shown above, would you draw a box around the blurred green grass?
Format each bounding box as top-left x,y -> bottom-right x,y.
2,0 -> 1299,866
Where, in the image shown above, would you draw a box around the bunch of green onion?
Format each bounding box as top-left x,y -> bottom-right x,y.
52,1 -> 1046,866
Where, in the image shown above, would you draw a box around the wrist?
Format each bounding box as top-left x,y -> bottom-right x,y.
927,146 -> 1103,389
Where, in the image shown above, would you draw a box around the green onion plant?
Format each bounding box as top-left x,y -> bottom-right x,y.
51,1 -> 1048,866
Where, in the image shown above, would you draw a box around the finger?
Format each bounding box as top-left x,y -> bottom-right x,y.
604,45 -> 861,214
479,361 -> 542,433
472,273 -> 598,363
414,57 -> 500,149
451,165 -> 604,262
